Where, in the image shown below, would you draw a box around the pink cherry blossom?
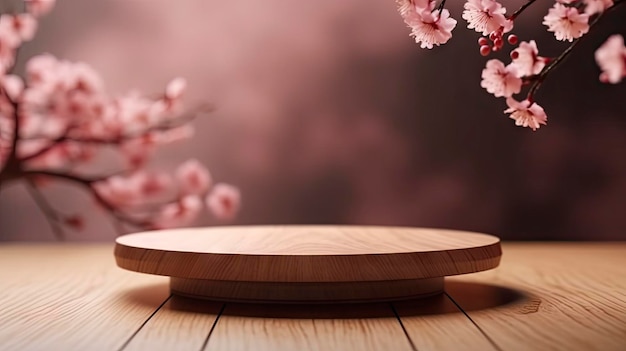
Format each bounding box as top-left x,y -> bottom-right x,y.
504,98 -> 547,131
595,34 -> 626,84
94,175 -> 143,208
462,0 -> 511,36
176,159 -> 212,195
0,1 -> 239,238
0,14 -> 38,41
136,172 -> 174,199
165,77 -> 187,100
94,171 -> 175,208
584,0 -> 614,15
397,0 -> 433,17
119,137 -> 156,169
0,23 -> 20,72
153,195 -> 203,229
510,40 -> 546,77
403,7 -> 457,49
25,0 -> 56,18
206,183 -> 241,221
543,3 -> 589,42
25,53 -> 57,85
2,74 -> 24,101
480,59 -> 522,97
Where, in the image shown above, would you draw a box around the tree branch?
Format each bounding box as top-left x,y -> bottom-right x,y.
22,169 -> 151,230
526,2 -> 624,101
24,179 -> 66,241
509,0 -> 538,21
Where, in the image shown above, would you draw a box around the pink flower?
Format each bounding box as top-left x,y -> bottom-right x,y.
113,93 -> 160,134
94,172 -> 174,208
595,35 -> 626,84
206,183 -> 241,221
176,159 -> 212,195
165,77 -> 186,100
404,8 -> 457,49
0,19 -> 20,72
510,40 -> 546,77
2,74 -> 24,101
583,0 -> 613,15
504,98 -> 547,131
462,0 -> 510,36
119,137 -> 156,169
136,172 -> 173,199
25,0 -> 56,18
480,59 -> 522,97
25,54 -> 58,86
153,195 -> 203,229
543,3 -> 589,42
0,14 -> 38,42
397,0 -> 433,17
94,175 -> 142,208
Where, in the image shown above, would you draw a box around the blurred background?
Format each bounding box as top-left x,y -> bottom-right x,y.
1,0 -> 625,241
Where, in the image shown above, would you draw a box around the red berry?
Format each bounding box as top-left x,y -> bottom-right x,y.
480,45 -> 491,56
64,215 -> 85,231
494,38 -> 503,48
510,50 -> 519,59
478,37 -> 489,46
489,32 -> 497,41
508,34 -> 518,45
600,73 -> 609,83
492,45 -> 500,52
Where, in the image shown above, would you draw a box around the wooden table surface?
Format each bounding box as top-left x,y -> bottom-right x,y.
1,243 -> 625,351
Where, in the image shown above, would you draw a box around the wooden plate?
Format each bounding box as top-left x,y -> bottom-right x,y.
115,226 -> 501,303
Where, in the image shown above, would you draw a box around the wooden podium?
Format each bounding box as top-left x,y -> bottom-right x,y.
115,226 -> 501,303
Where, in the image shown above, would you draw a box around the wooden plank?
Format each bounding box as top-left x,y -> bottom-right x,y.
448,243 -> 626,351
0,244 -> 169,351
204,302 -> 414,351
392,289 -> 497,351
123,296 -> 223,351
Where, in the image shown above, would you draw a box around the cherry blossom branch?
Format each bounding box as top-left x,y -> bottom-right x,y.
22,170 -> 116,183
436,0 -> 447,12
526,1 -> 624,101
22,170 -> 151,228
24,178 -> 66,240
508,0 -> 538,21
0,2 -> 241,239
18,103 -> 210,162
3,92 -> 20,173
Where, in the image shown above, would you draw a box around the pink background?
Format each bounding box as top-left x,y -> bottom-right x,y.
1,0 -> 625,241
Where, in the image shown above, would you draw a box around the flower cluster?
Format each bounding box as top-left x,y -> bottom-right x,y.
397,0 -> 625,131
0,1 -> 240,239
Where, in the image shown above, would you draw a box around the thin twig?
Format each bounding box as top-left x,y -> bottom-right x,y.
18,105 -> 206,162
508,0 -> 538,20
436,0 -> 447,13
22,170 -> 116,184
111,218 -> 126,236
23,169 -> 151,229
24,179 -> 67,241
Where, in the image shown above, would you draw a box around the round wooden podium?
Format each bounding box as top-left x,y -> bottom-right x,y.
114,226 -> 501,303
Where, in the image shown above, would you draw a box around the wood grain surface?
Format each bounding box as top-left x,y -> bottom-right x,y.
1,242 -> 625,351
115,226 -> 502,283
0,244 -> 168,351
447,244 -> 626,351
